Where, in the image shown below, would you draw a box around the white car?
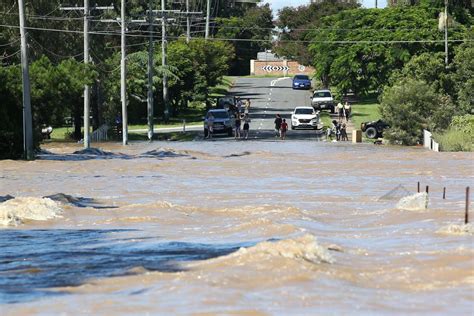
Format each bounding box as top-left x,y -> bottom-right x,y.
310,89 -> 335,113
290,106 -> 322,130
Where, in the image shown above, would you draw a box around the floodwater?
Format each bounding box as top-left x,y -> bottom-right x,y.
0,140 -> 473,315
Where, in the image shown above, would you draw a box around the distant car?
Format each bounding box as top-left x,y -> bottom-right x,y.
292,74 -> 312,90
311,89 -> 335,113
290,106 -> 321,130
203,109 -> 234,137
361,119 -> 390,139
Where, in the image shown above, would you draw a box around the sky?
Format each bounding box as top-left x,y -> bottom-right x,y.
264,0 -> 387,16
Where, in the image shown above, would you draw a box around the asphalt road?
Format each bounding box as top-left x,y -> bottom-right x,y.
223,77 -> 324,140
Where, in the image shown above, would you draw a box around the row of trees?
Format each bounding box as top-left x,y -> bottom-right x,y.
0,1 -> 271,159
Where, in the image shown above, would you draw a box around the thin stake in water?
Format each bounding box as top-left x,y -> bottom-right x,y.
443,187 -> 446,199
417,182 -> 420,193
465,186 -> 470,224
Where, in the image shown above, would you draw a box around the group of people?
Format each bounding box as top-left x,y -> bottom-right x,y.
327,120 -> 349,141
336,101 -> 351,122
273,114 -> 288,140
234,97 -> 251,139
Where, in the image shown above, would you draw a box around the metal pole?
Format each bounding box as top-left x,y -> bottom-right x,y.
443,187 -> 446,199
186,0 -> 190,43
147,0 -> 154,140
18,0 -> 34,160
417,182 -> 420,193
83,0 -> 90,148
444,0 -> 448,68
466,187 -> 470,224
205,0 -> 210,40
121,0 -> 128,145
375,0 -> 378,8
162,0 -> 169,122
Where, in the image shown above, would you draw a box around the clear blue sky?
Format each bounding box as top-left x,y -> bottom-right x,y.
264,0 -> 387,16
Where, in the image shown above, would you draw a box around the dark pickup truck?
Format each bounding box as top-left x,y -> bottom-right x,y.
361,119 -> 389,139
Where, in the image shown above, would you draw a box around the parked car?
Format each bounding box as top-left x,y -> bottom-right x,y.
311,89 -> 335,113
360,119 -> 390,139
203,109 -> 234,137
292,74 -> 312,90
290,106 -> 321,130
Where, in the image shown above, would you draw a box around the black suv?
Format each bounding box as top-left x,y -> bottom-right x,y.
360,119 -> 390,139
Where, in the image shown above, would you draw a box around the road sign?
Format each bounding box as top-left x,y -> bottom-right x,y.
262,65 -> 289,72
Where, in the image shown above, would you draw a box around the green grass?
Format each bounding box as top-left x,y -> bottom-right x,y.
434,128 -> 474,152
350,102 -> 381,129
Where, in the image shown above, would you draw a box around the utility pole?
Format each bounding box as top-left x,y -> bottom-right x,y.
186,0 -> 190,43
147,0 -> 154,140
133,6 -> 201,127
121,0 -> 128,145
60,3 -> 113,148
205,0 -> 210,40
18,0 -> 33,160
375,0 -> 378,9
83,0 -> 90,148
162,0 -> 169,122
444,0 -> 449,68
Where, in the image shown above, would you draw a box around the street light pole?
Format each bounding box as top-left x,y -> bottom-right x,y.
162,0 -> 169,122
83,0 -> 90,148
205,0 -> 210,40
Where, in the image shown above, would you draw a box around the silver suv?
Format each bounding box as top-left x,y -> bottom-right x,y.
203,109 -> 234,137
311,89 -> 335,113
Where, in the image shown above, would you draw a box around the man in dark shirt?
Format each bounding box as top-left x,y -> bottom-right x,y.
274,114 -> 282,137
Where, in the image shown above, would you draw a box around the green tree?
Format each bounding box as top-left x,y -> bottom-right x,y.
275,0 -> 359,66
216,4 -> 272,75
380,77 -> 455,145
307,6 -> 469,95
451,43 -> 474,114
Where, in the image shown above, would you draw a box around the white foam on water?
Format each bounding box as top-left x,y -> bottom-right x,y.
200,234 -> 334,266
0,197 -> 63,226
437,223 -> 474,235
396,192 -> 428,211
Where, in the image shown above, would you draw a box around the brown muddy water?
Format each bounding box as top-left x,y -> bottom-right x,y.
0,140 -> 473,315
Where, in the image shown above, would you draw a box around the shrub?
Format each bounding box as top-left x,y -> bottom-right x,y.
434,114 -> 474,152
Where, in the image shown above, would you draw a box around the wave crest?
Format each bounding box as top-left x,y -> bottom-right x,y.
0,197 -> 63,226
396,192 -> 428,211
437,223 -> 474,235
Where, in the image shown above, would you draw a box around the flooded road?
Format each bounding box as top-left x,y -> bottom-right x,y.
1,141 -> 473,315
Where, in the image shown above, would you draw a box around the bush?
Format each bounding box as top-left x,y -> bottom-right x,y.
434,114 -> 474,152
380,78 -> 453,145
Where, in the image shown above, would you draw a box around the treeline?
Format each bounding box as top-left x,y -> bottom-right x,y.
276,0 -> 473,147
0,1 -> 272,159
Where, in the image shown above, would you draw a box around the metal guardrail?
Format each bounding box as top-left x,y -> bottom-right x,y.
423,129 -> 440,152
79,124 -> 109,144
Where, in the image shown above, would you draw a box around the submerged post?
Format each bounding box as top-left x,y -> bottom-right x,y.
425,185 -> 429,194
465,186 -> 470,224
443,187 -> 446,199
417,182 -> 420,193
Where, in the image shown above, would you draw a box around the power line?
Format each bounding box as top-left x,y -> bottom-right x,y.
0,23 -> 471,44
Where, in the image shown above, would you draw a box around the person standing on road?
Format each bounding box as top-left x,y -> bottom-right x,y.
244,98 -> 251,115
243,114 -> 251,140
280,119 -> 288,140
337,102 -> 344,122
234,113 -> 242,139
341,123 -> 348,141
274,114 -> 282,137
344,102 -> 351,122
206,112 -> 214,139
236,97 -> 243,114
